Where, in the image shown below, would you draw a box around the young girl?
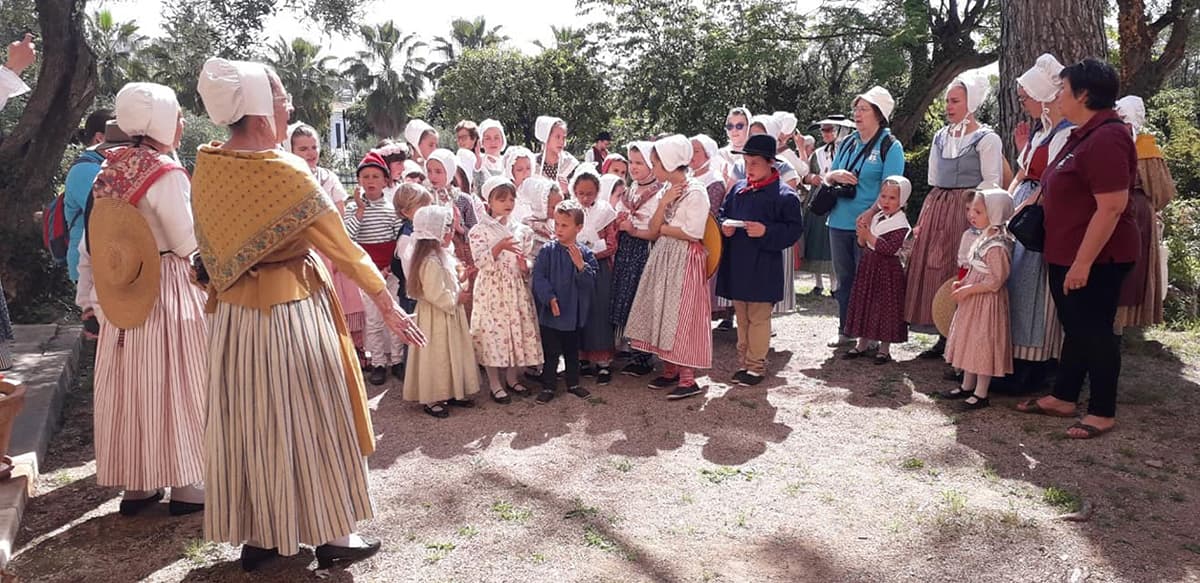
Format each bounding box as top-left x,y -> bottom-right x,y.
719,106 -> 752,173
404,119 -> 439,163
404,205 -> 480,418
691,133 -> 733,323
285,124 -> 367,356
602,153 -> 628,180
573,167 -> 620,385
534,115 -> 580,192
477,118 -> 508,180
625,135 -> 712,400
426,148 -> 479,315
843,176 -> 912,364
392,183 -> 433,315
599,174 -> 627,210
455,119 -> 479,151
504,146 -> 536,190
513,176 -> 562,252
610,142 -> 663,377
345,151 -> 404,385
469,176 -> 543,403
942,189 -> 1015,410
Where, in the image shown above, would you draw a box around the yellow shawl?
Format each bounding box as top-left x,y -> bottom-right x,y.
191,144 -> 377,456
1135,134 -> 1177,212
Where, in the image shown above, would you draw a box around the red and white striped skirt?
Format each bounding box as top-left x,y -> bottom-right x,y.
628,238 -> 712,369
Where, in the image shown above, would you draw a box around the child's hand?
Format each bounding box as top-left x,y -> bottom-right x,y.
567,244 -> 585,271
720,223 -> 736,237
912,226 -> 921,239
1014,120 -> 1031,155
661,182 -> 686,205
745,221 -> 766,238
550,297 -> 561,317
518,258 -> 531,275
492,236 -> 520,258
618,218 -> 634,233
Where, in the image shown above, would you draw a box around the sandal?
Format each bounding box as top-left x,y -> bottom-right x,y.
423,404 -> 449,418
507,383 -> 530,396
447,398 -> 475,408
491,388 -> 511,404
1066,422 -> 1114,440
1015,398 -> 1076,418
842,348 -> 866,360
872,353 -> 892,365
939,388 -> 972,400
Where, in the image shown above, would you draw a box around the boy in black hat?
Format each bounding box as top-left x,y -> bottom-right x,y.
715,134 -> 804,386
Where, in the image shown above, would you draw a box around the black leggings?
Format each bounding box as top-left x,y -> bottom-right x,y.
541,326 -> 581,391
1047,262 -> 1131,418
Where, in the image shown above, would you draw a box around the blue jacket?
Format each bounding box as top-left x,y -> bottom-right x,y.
64,150 -> 104,281
533,240 -> 598,331
826,129 -> 905,231
716,177 -> 804,303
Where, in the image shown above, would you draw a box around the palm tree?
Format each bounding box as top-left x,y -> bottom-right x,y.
427,16 -> 508,81
268,37 -> 340,133
342,22 -> 429,138
533,26 -> 588,53
86,9 -> 148,97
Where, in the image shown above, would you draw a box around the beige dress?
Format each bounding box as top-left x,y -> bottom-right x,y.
468,218 -> 543,368
945,243 -> 1013,377
403,254 -> 480,404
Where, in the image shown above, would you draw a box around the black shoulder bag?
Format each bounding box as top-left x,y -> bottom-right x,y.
1008,118 -> 1124,252
807,133 -> 881,217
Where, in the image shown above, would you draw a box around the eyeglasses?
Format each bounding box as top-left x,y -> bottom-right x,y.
725,122 -> 746,131
820,126 -> 835,132
852,105 -> 873,114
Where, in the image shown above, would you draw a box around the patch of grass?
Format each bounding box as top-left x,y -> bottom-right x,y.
587,396 -> 607,406
1042,487 -> 1082,513
679,493 -> 695,505
491,500 -> 533,523
701,569 -> 724,582
900,458 -> 925,470
998,509 -> 1021,526
583,525 -> 632,560
701,466 -> 758,484
785,482 -> 804,497
1118,445 -> 1138,458
982,464 -> 1000,482
941,490 -> 967,515
182,539 -> 219,565
801,407 -> 812,419
732,510 -> 750,528
612,458 -> 634,473
565,498 -> 599,520
731,396 -> 758,409
424,541 -> 456,564
457,525 -> 478,538
531,552 -> 547,564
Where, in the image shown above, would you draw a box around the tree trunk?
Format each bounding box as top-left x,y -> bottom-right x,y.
1117,0 -> 1198,100
999,0 -> 1106,161
0,0 -> 96,300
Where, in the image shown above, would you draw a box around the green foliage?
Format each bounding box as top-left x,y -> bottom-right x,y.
268,37 -> 341,135
342,21 -> 428,138
86,10 -> 149,99
428,16 -> 508,81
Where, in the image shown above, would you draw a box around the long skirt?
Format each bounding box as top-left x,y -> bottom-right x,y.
323,254 -> 366,346
802,210 -> 833,272
610,233 -> 651,329
94,255 -> 207,491
945,274 -> 1013,377
774,247 -> 796,315
1115,190 -> 1163,329
471,266 -> 543,368
627,238 -> 712,369
1009,180 -> 1063,361
404,300 -> 480,405
580,260 -> 616,361
205,288 -> 372,556
905,187 -> 973,327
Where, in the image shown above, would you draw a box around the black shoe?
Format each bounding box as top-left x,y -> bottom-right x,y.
118,490 -> 163,516
918,338 -> 946,359
240,544 -> 280,572
567,385 -> 591,398
423,404 -> 449,418
809,287 -> 824,296
648,375 -> 679,390
842,348 -> 866,360
580,362 -> 597,377
622,362 -> 654,377
490,388 -> 512,404
716,318 -> 735,331
667,384 -> 705,400
368,366 -> 387,386
536,389 -> 556,404
736,372 -> 764,387
168,499 -> 204,516
939,388 -> 972,400
597,368 -> 612,385
731,370 -> 749,384
390,363 -> 405,380
315,537 -> 382,570
961,396 -> 990,410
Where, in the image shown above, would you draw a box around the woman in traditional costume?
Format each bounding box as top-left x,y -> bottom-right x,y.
192,58 -> 425,572
534,115 -> 580,192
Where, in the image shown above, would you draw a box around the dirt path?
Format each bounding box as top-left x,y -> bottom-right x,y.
7,289 -> 1200,582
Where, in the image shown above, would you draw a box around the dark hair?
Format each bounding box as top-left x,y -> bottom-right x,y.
78,109 -> 115,144
289,124 -> 319,148
572,173 -> 601,195
454,120 -> 479,146
1060,58 -> 1119,110
555,199 -> 585,226
596,131 -> 612,142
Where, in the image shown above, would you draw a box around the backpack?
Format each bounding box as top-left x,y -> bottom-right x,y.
43,155 -> 101,265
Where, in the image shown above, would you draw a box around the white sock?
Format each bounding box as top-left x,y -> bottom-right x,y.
974,375 -> 992,399
171,483 -> 205,504
329,533 -> 368,548
961,372 -> 977,393
854,338 -> 870,352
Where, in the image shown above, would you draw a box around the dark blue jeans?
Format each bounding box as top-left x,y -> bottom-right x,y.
829,227 -> 862,336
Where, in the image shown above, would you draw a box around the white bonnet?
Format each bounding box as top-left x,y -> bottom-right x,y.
750,114 -> 781,139
115,82 -> 180,147
412,205 -> 453,241
977,188 -> 1015,227
883,175 -> 913,207
627,141 -> 654,163
1115,96 -> 1146,134
503,146 -> 537,180
949,71 -> 991,114
535,115 -> 566,143
481,175 -> 515,201
197,58 -> 274,130
479,118 -> 507,151
690,134 -> 720,163
598,174 -> 623,201
773,111 -> 798,136
1017,54 -> 1065,104
652,134 -> 693,172
855,86 -> 896,122
404,119 -> 436,149
569,163 -> 603,197
426,148 -> 458,181
457,148 -> 478,185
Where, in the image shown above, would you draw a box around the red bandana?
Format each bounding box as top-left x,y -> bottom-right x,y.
738,168 -> 780,194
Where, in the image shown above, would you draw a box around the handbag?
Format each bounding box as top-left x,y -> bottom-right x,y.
807,133 -> 881,216
1007,117 -> 1125,252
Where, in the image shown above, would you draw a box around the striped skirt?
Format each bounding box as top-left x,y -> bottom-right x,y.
773,247 -> 796,315
627,238 -> 712,369
93,255 -> 207,490
204,287 -> 372,556
905,187 -> 973,327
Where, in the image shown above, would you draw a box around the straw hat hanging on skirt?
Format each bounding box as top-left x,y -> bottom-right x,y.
932,277 -> 958,338
90,199 -> 161,329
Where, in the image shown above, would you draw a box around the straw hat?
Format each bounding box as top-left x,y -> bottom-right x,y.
90,198 -> 161,329
703,214 -> 722,279
932,277 -> 958,337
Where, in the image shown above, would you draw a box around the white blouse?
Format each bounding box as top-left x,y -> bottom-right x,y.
928,126 -> 1004,189
667,180 -> 710,240
0,65 -> 30,112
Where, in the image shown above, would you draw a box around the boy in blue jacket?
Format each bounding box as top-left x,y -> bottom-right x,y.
533,199 -> 599,403
716,135 -> 804,386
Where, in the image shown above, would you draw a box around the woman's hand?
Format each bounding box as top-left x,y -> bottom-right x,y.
372,288 -> 426,345
950,284 -> 971,302
1063,261 -> 1090,295
1014,121 -> 1031,155
826,170 -> 858,186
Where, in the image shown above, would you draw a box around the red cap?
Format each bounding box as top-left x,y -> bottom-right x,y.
357,151 -> 391,180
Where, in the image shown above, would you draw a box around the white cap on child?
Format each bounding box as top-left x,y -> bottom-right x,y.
412,205 -> 453,241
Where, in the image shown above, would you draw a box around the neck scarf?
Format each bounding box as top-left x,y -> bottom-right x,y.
92,145 -> 186,205
738,168 -> 780,194
868,209 -> 911,250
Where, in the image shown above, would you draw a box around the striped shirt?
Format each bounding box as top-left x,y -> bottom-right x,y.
344,195 -> 400,244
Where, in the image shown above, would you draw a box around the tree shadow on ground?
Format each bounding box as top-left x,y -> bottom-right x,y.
369,329 -> 796,470
12,474 -> 116,547
178,550 -> 359,582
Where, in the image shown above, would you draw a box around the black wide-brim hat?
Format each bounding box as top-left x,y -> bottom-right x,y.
730,134 -> 783,161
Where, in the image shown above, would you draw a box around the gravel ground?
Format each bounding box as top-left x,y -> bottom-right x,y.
7,279 -> 1200,583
